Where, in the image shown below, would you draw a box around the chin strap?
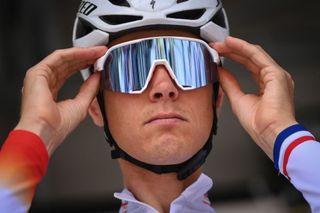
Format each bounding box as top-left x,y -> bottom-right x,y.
97,79 -> 219,180
110,128 -> 213,180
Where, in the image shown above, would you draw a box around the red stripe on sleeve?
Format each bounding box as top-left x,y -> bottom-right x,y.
283,136 -> 315,181
0,130 -> 49,205
1,130 -> 49,173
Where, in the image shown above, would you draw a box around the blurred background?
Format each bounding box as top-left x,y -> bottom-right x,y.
0,0 -> 319,212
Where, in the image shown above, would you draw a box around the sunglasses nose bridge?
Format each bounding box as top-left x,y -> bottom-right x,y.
142,60 -> 184,92
145,62 -> 180,101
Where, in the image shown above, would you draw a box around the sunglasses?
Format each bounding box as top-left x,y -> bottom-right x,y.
95,36 -> 220,94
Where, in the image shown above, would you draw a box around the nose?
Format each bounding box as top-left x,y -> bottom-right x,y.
148,65 -> 179,102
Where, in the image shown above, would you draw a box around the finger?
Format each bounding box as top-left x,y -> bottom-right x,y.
210,41 -> 231,54
212,38 -> 281,95
44,46 -> 107,77
211,44 -> 265,95
74,71 -> 101,116
213,37 -> 277,71
214,40 -> 276,64
31,46 -> 107,93
216,52 -> 266,93
254,44 -> 277,64
218,66 -> 245,106
225,37 -> 278,69
58,72 -> 101,133
222,52 -> 261,74
211,41 -> 262,78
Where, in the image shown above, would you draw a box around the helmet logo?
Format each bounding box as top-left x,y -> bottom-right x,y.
78,1 -> 97,16
150,0 -> 156,9
129,0 -> 175,12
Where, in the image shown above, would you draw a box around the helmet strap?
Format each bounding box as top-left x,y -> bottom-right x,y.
110,129 -> 213,180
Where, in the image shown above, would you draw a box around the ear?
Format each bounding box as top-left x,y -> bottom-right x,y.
216,85 -> 224,116
88,98 -> 104,127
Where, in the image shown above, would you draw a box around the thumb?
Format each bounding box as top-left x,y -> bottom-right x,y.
218,67 -> 244,107
58,72 -> 101,133
75,72 -> 101,112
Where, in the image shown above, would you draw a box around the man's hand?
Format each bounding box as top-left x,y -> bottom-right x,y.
15,46 -> 107,156
212,37 -> 297,160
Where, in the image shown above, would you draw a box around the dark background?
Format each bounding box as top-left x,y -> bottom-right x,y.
1,0 -> 319,212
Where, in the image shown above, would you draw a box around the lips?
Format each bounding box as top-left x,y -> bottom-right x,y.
144,112 -> 187,125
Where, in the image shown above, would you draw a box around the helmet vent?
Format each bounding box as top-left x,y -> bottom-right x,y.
211,8 -> 226,28
177,0 -> 189,3
167,9 -> 206,20
100,15 -> 143,25
109,0 -> 130,7
76,18 -> 95,39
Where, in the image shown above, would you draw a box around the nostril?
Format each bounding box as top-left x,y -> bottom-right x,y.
154,93 -> 163,99
169,92 -> 176,98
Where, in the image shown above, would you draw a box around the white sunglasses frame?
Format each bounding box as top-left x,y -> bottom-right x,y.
94,36 -> 220,94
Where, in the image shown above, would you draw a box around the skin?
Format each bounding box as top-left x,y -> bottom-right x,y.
14,34 -> 297,212
90,30 -> 215,165
105,70 -> 213,165
15,47 -> 107,155
212,38 -> 297,159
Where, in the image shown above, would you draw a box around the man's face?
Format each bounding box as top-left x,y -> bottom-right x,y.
104,30 -> 214,165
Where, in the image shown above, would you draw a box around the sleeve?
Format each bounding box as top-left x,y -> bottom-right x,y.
0,130 -> 49,213
273,124 -> 320,213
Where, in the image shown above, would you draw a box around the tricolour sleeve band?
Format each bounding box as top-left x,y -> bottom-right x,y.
282,135 -> 315,181
273,125 -> 320,212
273,124 -> 307,170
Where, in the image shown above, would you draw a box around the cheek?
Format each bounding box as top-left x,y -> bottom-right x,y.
188,86 -> 213,126
103,86 -> 214,165
187,92 -> 213,145
104,92 -> 143,148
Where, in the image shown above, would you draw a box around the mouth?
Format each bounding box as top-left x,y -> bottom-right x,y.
144,112 -> 188,125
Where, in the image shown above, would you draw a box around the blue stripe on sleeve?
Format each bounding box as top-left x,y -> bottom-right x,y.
273,124 -> 306,170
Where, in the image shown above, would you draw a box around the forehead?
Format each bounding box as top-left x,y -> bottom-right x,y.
109,29 -> 200,47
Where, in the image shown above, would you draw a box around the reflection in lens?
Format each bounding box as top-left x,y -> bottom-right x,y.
103,37 -> 217,93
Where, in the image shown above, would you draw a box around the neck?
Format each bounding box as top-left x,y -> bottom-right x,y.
118,159 -> 202,213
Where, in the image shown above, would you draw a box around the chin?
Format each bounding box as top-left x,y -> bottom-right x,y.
119,133 -> 206,165
139,144 -> 198,165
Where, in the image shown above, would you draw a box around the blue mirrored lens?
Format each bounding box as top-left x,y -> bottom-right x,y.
102,37 -> 218,93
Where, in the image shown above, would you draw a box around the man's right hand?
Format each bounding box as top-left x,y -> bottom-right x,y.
15,46 -> 107,156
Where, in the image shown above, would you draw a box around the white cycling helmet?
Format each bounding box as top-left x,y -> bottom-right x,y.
72,0 -> 229,80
